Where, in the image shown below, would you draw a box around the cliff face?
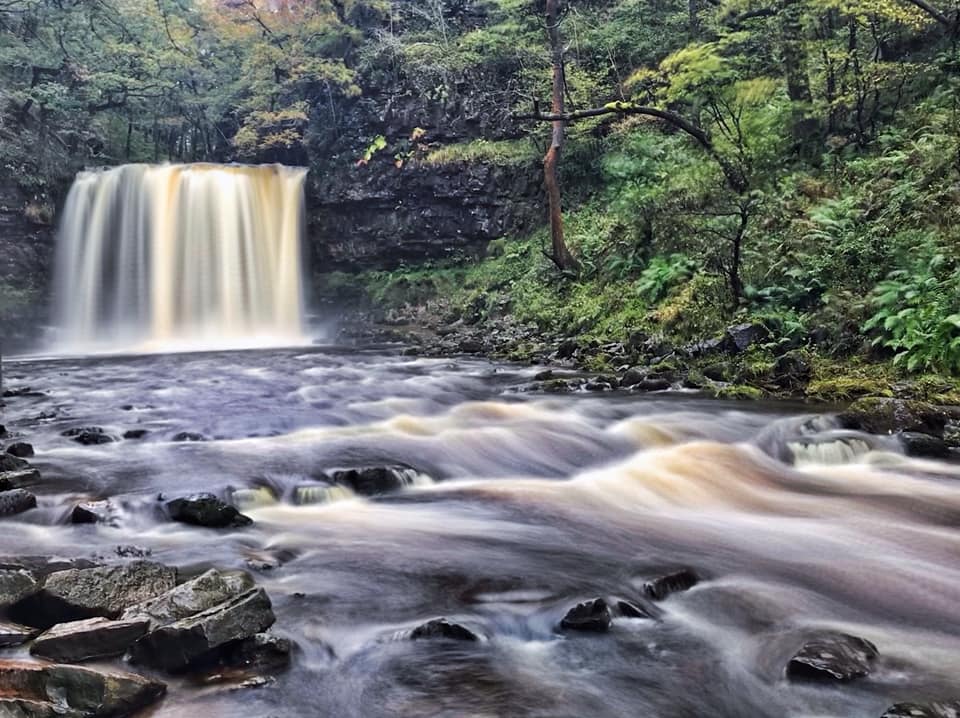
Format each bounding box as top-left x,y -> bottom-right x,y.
308,159 -> 541,271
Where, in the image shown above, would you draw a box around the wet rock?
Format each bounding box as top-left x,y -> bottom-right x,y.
839,398 -> 948,437
620,367 -> 648,387
556,339 -> 578,359
61,427 -> 116,446
129,587 -> 275,672
6,442 -> 34,458
882,702 -> 960,717
122,429 -> 148,440
114,546 -> 151,559
900,432 -> 952,459
785,632 -> 878,682
459,338 -> 483,353
771,351 -> 812,390
70,500 -> 115,525
330,466 -> 422,496
224,633 -> 293,672
17,561 -> 176,625
0,453 -> 29,472
644,569 -> 700,601
633,378 -> 672,392
533,369 -> 554,381
703,362 -> 734,382
0,620 -> 39,647
410,618 -> 479,641
0,557 -> 97,578
726,322 -> 770,353
172,431 -> 206,442
0,659 -> 165,717
0,425 -> 5,438
559,598 -> 612,632
0,569 -> 39,610
0,489 -> 37,517
122,568 -> 255,630
0,468 -> 40,491
615,599 -> 657,619
30,617 -> 150,663
167,493 -> 253,528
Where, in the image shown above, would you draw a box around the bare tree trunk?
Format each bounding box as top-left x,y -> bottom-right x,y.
543,0 -> 579,272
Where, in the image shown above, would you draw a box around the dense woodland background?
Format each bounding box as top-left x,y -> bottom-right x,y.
2,0 -> 960,395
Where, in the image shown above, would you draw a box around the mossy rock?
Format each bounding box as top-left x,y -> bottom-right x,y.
839,397 -> 949,436
712,384 -> 764,401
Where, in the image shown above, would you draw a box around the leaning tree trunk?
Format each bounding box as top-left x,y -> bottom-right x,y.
543,0 -> 579,272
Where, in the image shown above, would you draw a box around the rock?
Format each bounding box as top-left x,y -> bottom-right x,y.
559,598 -> 612,632
30,617 -> 150,663
18,561 -> 176,625
167,493 -> 252,528
0,425 -> 5,438
121,568 -> 255,630
556,339 -> 578,359
0,453 -> 28,472
0,489 -> 37,517
223,633 -> 293,672
172,431 -> 206,442
785,632 -> 879,682
330,466 -> 423,496
0,620 -> 39,647
620,367 -> 648,387
0,469 -> 40,491
882,702 -> 960,717
633,378 -> 672,392
0,569 -> 39,609
726,322 -> 770,353
900,432 -> 952,459
771,352 -> 812,389
703,362 -> 734,382
6,442 -> 34,458
410,618 -> 479,642
839,398 -> 948,436
0,557 -> 97,578
61,427 -> 116,446
458,338 -> 483,353
129,587 -> 275,672
533,369 -> 554,381
122,429 -> 148,440
644,569 -> 700,601
70,500 -> 115,525
0,659 -> 165,717
615,599 -> 656,619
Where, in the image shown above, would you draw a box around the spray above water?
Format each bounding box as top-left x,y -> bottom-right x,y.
53,163 -> 307,353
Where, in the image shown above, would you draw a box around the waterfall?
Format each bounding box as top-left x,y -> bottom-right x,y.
53,163 -> 307,352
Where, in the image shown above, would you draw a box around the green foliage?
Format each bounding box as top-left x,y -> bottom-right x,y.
636,255 -> 697,303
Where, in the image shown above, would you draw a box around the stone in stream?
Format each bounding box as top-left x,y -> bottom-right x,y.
128,587 -> 275,672
0,489 -> 37,517
166,493 -> 253,528
900,432 -> 952,459
0,468 -> 41,490
30,616 -> 150,663
0,569 -> 39,610
61,427 -> 116,446
224,633 -> 293,672
643,568 -> 700,601
6,442 -> 34,458
121,568 -> 255,630
559,598 -> 612,632
785,632 -> 879,682
122,429 -> 149,440
0,453 -> 28,472
615,599 -> 657,619
329,466 -> 425,496
882,702 -> 960,717
839,398 -> 948,437
410,618 -> 479,642
172,431 -> 206,442
0,620 -> 40,647
14,561 -> 176,626
0,659 -> 165,717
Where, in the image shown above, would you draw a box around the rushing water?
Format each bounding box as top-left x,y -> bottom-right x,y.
2,347 -> 960,717
52,164 -> 307,353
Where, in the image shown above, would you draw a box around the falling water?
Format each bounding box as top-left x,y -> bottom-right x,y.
53,163 -> 307,352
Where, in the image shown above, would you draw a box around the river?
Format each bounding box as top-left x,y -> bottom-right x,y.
2,346 -> 959,717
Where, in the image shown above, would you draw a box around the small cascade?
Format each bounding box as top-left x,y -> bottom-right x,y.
53,163 -> 307,352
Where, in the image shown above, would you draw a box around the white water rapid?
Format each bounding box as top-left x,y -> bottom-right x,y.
53,163 -> 307,352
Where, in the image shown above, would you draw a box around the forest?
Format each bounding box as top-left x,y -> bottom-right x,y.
2,0 -> 960,398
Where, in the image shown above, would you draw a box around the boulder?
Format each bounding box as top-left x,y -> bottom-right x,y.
410,618 -> 479,642
121,568 -> 255,630
620,367 -> 648,387
0,469 -> 41,491
172,432 -> 206,442
839,398 -> 948,437
122,429 -> 148,440
0,453 -> 28,472
0,557 -> 97,579
0,569 -> 39,609
0,620 -> 39,647
128,587 -> 275,672
18,561 -> 176,625
166,493 -> 252,528
0,489 -> 37,517
70,500 -> 115,525
6,442 -> 34,458
882,702 -> 960,717
644,569 -> 700,601
458,338 -> 483,353
900,432 -> 952,459
30,617 -> 150,663
61,427 -> 116,446
726,323 -> 770,353
330,466 -> 423,496
633,378 -> 672,392
785,632 -> 878,682
615,599 -> 657,619
0,659 -> 165,717
559,598 -> 612,632
223,633 -> 293,672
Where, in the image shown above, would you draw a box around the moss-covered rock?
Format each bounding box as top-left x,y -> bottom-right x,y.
839,397 -> 949,436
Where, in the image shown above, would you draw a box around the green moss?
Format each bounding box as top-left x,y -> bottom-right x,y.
422,139 -> 539,167
804,359 -> 896,401
711,384 -> 765,400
